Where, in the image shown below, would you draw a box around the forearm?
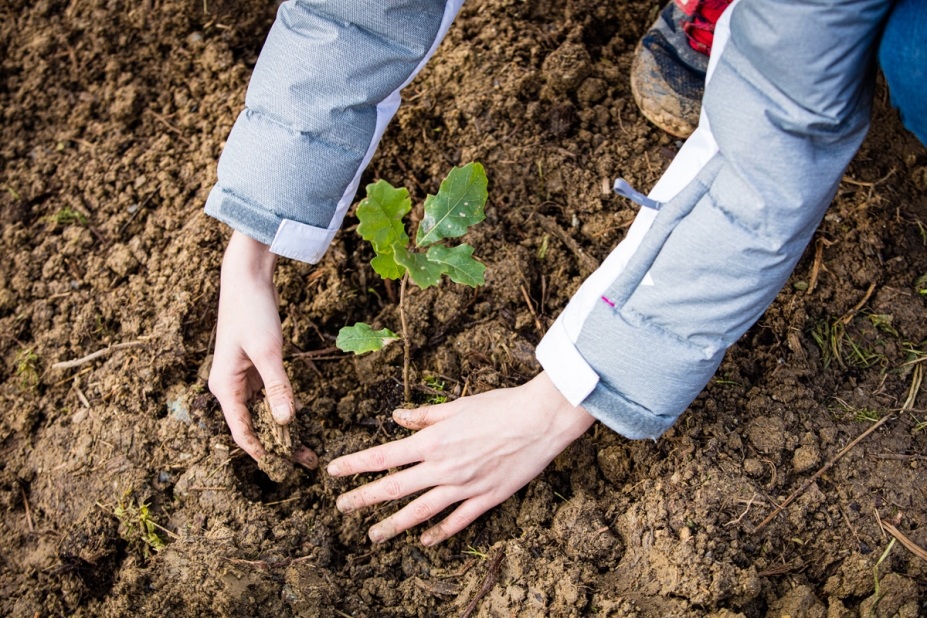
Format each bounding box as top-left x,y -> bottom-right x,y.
205,0 -> 463,263
539,0 -> 893,440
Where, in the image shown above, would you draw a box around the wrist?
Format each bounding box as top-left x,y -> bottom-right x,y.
530,371 -> 596,447
223,230 -> 277,281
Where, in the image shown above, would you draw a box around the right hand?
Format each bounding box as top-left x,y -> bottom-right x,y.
208,230 -> 317,469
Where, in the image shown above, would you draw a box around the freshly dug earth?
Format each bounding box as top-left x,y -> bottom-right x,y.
2,0 -> 926,616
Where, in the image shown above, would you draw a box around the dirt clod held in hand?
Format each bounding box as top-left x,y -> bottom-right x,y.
250,399 -> 302,482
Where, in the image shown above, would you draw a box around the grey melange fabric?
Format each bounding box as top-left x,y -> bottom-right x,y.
205,0 -> 894,441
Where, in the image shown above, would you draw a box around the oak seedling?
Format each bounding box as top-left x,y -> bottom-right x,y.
336,163 -> 488,401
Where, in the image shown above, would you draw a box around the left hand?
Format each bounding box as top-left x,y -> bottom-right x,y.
327,371 -> 595,546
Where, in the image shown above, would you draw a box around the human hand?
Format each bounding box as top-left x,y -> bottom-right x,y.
328,371 -> 594,546
208,231 -> 317,469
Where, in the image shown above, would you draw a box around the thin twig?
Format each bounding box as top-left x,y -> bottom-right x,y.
725,493 -> 758,527
872,453 -> 927,461
400,272 -> 411,403
873,505 -> 887,543
21,486 -> 34,532
534,213 -> 599,273
52,341 -> 145,369
754,413 -> 893,532
144,109 -> 192,146
838,503 -> 862,549
841,167 -> 896,187
290,346 -> 340,358
149,519 -> 181,540
460,549 -> 505,618
519,284 -> 543,332
189,486 -> 228,491
119,190 -> 157,235
263,496 -> 300,507
74,377 -> 92,411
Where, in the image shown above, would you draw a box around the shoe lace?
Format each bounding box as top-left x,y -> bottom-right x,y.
673,0 -> 732,55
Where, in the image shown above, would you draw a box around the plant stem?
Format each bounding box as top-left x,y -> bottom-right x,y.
400,271 -> 411,402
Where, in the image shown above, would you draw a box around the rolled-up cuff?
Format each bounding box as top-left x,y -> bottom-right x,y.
269,219 -> 338,264
204,186 -> 281,247
536,316 -> 599,407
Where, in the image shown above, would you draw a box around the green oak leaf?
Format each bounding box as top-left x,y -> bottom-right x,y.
370,251 -> 405,280
336,323 -> 400,354
357,180 -> 411,254
415,162 -> 487,247
393,244 -> 444,289
425,244 -> 485,287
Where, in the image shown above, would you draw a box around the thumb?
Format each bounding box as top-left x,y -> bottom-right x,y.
251,345 -> 295,425
393,401 -> 460,430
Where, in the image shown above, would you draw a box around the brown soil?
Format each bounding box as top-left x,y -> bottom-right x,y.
2,0 -> 926,616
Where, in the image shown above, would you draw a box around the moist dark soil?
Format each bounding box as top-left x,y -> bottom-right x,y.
2,0 -> 926,616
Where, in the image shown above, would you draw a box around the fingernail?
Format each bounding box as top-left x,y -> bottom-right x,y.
394,409 -> 410,421
271,401 -> 292,424
327,461 -> 340,476
336,497 -> 352,513
369,528 -> 384,543
421,532 -> 434,546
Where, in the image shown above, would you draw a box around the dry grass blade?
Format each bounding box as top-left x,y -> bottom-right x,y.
901,363 -> 923,411
20,486 -> 34,532
840,282 -> 876,325
881,522 -> 927,563
807,238 -> 824,293
520,283 -> 543,331
898,355 -> 927,368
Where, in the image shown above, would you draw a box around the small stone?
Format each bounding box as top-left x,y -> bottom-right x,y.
166,384 -> 192,424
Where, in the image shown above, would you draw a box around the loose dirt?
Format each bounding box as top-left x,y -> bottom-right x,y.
1,0 -> 926,616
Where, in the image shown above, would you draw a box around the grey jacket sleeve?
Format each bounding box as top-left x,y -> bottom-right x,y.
204,0 -> 461,263
537,0 -> 894,440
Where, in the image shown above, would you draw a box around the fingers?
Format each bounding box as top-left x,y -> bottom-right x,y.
209,365 -> 265,462
293,445 -> 318,470
250,342 -> 295,425
368,486 -> 459,544
328,436 -> 423,477
336,465 -> 434,514
392,400 -> 460,430
221,400 -> 267,462
420,496 -> 496,546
